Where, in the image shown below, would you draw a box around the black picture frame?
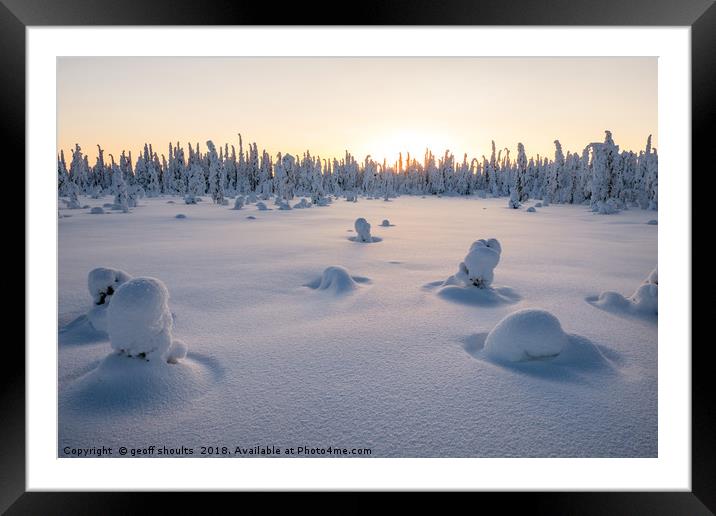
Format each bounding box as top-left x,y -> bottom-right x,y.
8,0 -> 712,511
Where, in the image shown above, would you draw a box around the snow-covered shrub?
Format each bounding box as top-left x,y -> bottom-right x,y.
381,219 -> 391,227
278,201 -> 292,210
107,277 -> 187,362
88,267 -> 133,306
86,267 -> 133,332
293,198 -> 311,209
446,239 -> 502,289
354,218 -> 372,242
484,309 -> 569,362
256,202 -> 269,211
246,193 -> 258,204
534,202 -> 543,208
589,267 -> 657,316
184,194 -> 197,205
90,207 -> 104,214
175,214 -> 187,219
593,198 -> 621,215
232,196 -> 244,210
526,207 -> 536,213
307,266 -> 359,295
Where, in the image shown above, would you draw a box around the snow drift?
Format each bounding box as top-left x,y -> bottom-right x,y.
587,267 -> 658,317
305,266 -> 370,295
484,309 -> 569,362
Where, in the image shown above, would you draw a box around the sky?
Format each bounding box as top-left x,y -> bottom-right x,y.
57,57 -> 657,165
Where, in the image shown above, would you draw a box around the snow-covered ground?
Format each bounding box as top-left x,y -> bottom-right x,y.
58,195 -> 657,457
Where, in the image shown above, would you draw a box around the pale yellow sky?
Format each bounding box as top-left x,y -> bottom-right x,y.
57,57 -> 657,164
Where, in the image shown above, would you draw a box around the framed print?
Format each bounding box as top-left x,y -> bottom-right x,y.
9,0 -> 714,510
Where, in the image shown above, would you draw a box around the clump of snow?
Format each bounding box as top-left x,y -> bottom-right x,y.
647,219 -> 657,225
184,194 -> 197,205
305,266 -> 368,295
293,198 -> 311,209
460,239 -> 502,288
246,215 -> 256,220
534,202 -> 543,208
85,267 -> 133,332
90,207 -> 105,214
166,200 -> 175,204
354,218 -> 372,242
278,201 -> 292,210
587,267 -> 658,317
107,277 -> 187,362
484,309 -> 569,362
256,202 -> 269,211
88,267 -> 132,306
165,339 -> 188,364
381,219 -> 391,227
232,196 -> 244,210
526,207 -> 537,213
175,214 -> 187,219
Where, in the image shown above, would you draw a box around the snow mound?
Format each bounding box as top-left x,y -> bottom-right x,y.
232,196 -> 244,210
61,352 -> 217,413
647,219 -> 657,225
293,198 -> 311,209
587,267 -> 658,317
355,218 -> 371,241
278,201 -> 292,210
457,238 -> 502,288
184,194 -> 197,205
102,203 -> 114,208
305,266 -> 370,295
246,193 -> 258,203
88,267 -> 132,306
485,309 -> 569,362
175,213 -> 187,219
534,202 -> 543,208
246,215 -> 256,220
348,217 -> 381,243
86,267 -> 133,332
256,202 -> 269,211
90,207 -> 104,214
427,238 -> 517,305
107,277 -> 187,362
381,219 -> 392,227
526,207 -> 537,213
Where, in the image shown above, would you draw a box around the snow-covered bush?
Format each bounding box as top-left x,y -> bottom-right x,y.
184,194 -> 197,205
175,213 -> 187,219
232,196 -> 244,210
484,309 -> 569,362
354,218 -> 372,242
443,239 -> 502,289
107,277 -> 187,362
256,202 -> 269,211
589,267 -> 657,316
246,192 -> 258,204
90,207 -> 104,214
86,267 -> 133,332
381,219 -> 391,227
278,201 -> 292,210
526,207 -> 536,213
306,266 -> 360,295
88,267 -> 133,306
293,198 -> 311,209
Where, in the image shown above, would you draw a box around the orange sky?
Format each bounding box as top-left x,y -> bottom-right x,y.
58,57 -> 657,164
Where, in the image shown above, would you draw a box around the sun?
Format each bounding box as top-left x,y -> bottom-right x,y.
364,130 -> 453,166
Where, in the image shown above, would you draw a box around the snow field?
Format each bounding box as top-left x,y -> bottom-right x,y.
58,195 -> 657,457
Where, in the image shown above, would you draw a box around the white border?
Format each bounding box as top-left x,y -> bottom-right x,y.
27,27 -> 690,491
